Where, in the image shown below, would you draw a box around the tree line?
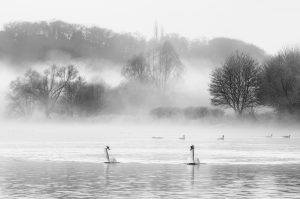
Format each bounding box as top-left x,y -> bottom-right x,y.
8,46 -> 300,119
150,106 -> 224,119
209,49 -> 300,117
0,21 -> 265,65
6,21 -> 300,120
0,21 -> 146,63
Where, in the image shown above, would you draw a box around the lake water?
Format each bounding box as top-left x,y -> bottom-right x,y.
0,122 -> 300,198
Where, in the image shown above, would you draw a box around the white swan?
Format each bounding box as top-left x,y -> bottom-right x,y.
217,135 -> 224,140
179,134 -> 185,140
152,136 -> 164,139
282,134 -> 291,139
266,134 -> 273,138
104,146 -> 119,163
186,145 -> 200,165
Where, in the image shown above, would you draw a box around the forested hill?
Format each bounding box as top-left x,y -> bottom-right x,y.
0,21 -> 266,65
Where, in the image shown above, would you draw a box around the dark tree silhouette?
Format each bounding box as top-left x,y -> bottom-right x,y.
60,76 -> 86,116
259,49 -> 300,114
209,52 -> 260,115
74,83 -> 105,116
8,65 -> 79,117
122,53 -> 149,82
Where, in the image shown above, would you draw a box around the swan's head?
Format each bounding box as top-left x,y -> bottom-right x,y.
106,146 -> 110,150
190,145 -> 194,150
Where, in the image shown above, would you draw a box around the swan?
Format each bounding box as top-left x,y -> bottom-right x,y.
282,135 -> 291,139
266,134 -> 273,138
104,146 -> 119,163
186,145 -> 200,165
152,136 -> 164,139
217,135 -> 224,140
179,134 -> 185,140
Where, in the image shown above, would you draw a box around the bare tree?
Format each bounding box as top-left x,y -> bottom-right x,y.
74,83 -> 105,116
122,54 -> 149,82
8,71 -> 39,116
259,48 -> 300,113
154,22 -> 159,41
38,65 -> 79,117
148,41 -> 183,90
8,65 -> 79,117
123,41 -> 183,90
209,52 -> 260,115
60,76 -> 86,116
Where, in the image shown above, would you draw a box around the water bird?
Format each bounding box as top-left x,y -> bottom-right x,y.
179,134 -> 185,140
186,145 -> 200,165
217,135 -> 225,140
104,146 -> 119,163
152,136 -> 164,139
266,134 -> 273,138
282,135 -> 291,139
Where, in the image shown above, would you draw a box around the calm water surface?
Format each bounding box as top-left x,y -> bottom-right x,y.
0,123 -> 299,198
0,161 -> 299,198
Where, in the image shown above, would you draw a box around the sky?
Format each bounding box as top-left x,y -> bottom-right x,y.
0,0 -> 300,54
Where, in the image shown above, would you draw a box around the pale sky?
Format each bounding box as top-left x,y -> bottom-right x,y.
1,0 -> 300,54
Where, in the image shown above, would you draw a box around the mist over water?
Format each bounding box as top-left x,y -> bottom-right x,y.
0,121 -> 300,198
0,14 -> 299,198
0,121 -> 299,165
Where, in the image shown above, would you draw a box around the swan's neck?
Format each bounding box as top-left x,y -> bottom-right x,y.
105,149 -> 110,162
191,149 -> 194,162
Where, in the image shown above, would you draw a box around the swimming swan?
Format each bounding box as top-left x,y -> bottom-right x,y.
104,146 -> 119,163
266,134 -> 273,138
152,136 -> 164,139
186,145 -> 200,165
217,135 -> 224,140
179,135 -> 185,140
282,135 -> 291,139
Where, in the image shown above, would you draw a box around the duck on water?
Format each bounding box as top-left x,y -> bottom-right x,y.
104,146 -> 119,163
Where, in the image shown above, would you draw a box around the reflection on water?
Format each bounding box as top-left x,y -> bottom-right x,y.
0,159 -> 299,199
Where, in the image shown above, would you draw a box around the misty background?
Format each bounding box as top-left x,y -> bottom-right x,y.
1,2 -> 300,198
1,0 -> 300,124
0,20 -> 267,120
